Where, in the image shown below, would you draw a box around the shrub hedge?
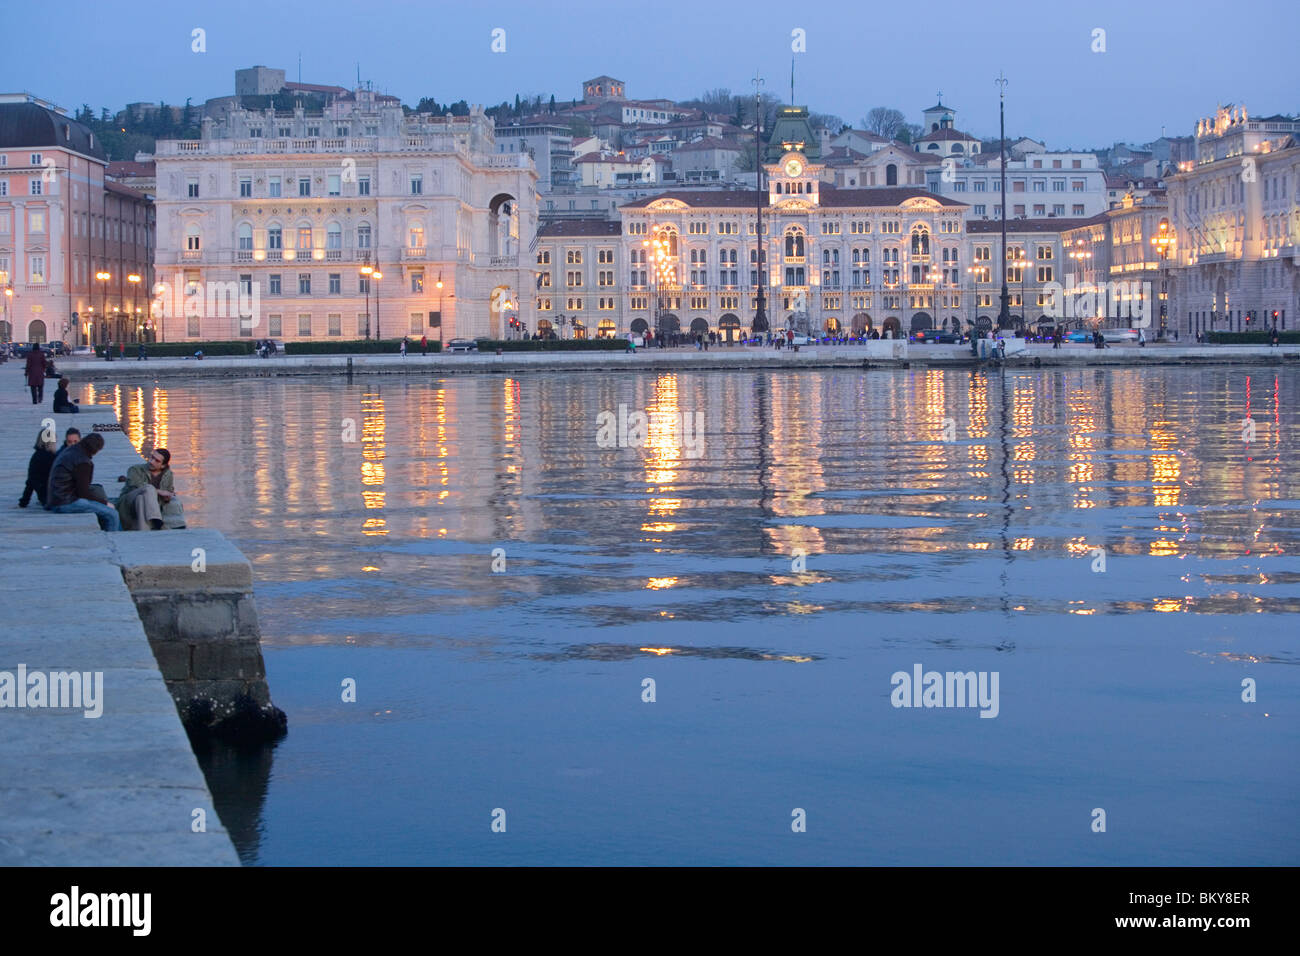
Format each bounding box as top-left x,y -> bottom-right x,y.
94,341 -> 255,358
1206,331 -> 1300,345
472,338 -> 630,352
284,339 -> 440,354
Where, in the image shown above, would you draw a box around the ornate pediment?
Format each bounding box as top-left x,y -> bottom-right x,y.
774,198 -> 814,212
646,198 -> 688,211
901,196 -> 942,211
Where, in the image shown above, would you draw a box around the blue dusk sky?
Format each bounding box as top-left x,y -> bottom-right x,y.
5,0 -> 1297,148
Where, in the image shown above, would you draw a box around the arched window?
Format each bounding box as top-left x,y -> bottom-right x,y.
357,222 -> 371,250
296,222 -> 313,250
911,226 -> 930,257
185,224 -> 201,251
237,223 -> 253,251
408,221 -> 425,249
784,230 -> 804,258
326,222 -> 342,249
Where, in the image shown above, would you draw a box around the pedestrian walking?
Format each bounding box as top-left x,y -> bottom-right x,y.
400,337 -> 408,357
1270,327 -> 1279,348
24,345 -> 46,404
421,334 -> 428,356
1138,328 -> 1146,348
138,342 -> 147,361
119,341 -> 125,359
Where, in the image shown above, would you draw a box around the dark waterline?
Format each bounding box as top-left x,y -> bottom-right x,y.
84,367 -> 1300,865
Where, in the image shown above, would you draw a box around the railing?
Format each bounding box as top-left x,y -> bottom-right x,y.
236,250 -> 253,262
325,250 -> 342,261
182,250 -> 202,260
404,247 -> 427,259
265,249 -> 282,261
489,256 -> 514,267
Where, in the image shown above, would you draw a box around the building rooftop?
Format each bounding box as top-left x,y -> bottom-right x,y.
538,219 -> 622,237
0,101 -> 106,160
968,217 -> 1100,234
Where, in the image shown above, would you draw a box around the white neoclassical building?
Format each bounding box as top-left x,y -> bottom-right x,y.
153,88 -> 537,343
1167,105 -> 1300,337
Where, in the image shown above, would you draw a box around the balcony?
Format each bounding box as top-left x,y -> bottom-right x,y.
325,250 -> 342,261
181,250 -> 202,261
403,247 -> 427,260
236,250 -> 254,262
488,255 -> 515,268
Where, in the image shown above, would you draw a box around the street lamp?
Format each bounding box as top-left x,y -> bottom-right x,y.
371,268 -> 383,340
2,283 -> 12,345
361,261 -> 374,340
1150,219 -> 1174,336
1068,240 -> 1093,331
95,271 -> 112,347
1011,256 -> 1029,331
127,274 -> 141,343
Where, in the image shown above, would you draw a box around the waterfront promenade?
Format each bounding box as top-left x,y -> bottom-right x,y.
46,341 -> 1300,381
0,386 -> 239,865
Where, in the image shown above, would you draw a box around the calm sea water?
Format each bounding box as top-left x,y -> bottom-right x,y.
86,366 -> 1300,865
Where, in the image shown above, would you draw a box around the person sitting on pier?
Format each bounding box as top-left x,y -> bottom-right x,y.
45,432 -> 121,532
52,377 -> 79,413
116,447 -> 183,531
18,428 -> 59,509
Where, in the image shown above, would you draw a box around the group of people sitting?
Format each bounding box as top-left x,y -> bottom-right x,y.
19,426 -> 184,533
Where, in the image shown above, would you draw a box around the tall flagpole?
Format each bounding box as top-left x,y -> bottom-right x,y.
996,72 -> 1011,331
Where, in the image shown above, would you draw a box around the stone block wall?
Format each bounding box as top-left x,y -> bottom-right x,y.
108,530 -> 286,742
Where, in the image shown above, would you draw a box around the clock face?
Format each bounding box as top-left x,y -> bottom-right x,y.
784,158 -> 803,177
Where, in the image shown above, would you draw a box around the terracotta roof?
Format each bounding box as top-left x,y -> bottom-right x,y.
917,127 -> 979,142
968,217 -> 1098,234
105,179 -> 152,202
538,219 -> 622,237
675,137 -> 740,151
107,160 -> 155,177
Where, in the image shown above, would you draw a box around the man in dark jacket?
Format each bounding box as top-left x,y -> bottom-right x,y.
53,377 -> 79,413
24,345 -> 46,404
19,428 -> 58,508
45,432 -> 121,531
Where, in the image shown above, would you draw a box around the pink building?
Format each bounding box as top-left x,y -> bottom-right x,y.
0,93 -> 155,346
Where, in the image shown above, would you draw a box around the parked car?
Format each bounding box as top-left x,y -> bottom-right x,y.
1066,330 -> 1092,343
1102,328 -> 1140,343
47,340 -> 68,355
446,338 -> 478,353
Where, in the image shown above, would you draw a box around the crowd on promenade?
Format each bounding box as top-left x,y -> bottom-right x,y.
14,343 -> 185,533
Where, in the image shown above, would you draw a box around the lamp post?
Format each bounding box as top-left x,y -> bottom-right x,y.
1012,256 -> 1029,331
127,274 -> 141,342
435,273 -> 444,349
1150,218 -> 1173,337
360,260 -> 374,340
372,267 -> 383,340
95,270 -> 111,348
752,71 -> 769,335
995,73 -> 1012,332
1068,240 -> 1093,332
3,282 -> 12,346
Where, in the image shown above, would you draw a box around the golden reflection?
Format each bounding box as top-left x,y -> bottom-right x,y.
641,522 -> 678,533
645,374 -> 683,519
645,577 -> 678,590
640,647 -> 676,655
1064,537 -> 1093,556
1149,539 -> 1179,557
361,565 -> 381,572
1152,598 -> 1184,613
1012,537 -> 1035,551
359,390 -> 387,535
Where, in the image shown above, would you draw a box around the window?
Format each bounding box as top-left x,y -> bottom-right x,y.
268,176 -> 281,197
1033,204 -> 1045,216
411,272 -> 423,293
1052,204 -> 1065,216
187,177 -> 199,198
239,177 -> 252,197
268,226 -> 283,250
1014,204 -> 1026,216
297,226 -> 312,251
688,221 -> 707,234
329,273 -> 341,294
566,249 -> 583,264
30,153 -> 41,166
269,314 -> 283,336
1052,179 -> 1065,192
408,223 -> 424,249
880,220 -> 900,234
29,178 -> 42,196
1012,180 -> 1025,193
410,174 -> 423,195
278,127 -> 290,138
327,174 -> 340,196
597,249 -> 614,264
298,313 -> 312,335
298,177 -> 311,197
1071,180 -> 1085,192
357,314 -> 368,336
1036,245 -> 1053,260
306,126 -> 320,137
952,181 -> 967,192
328,313 -> 342,336
598,270 -> 614,287
567,271 -> 583,287
973,180 -> 986,192
1032,180 -> 1046,192
357,223 -> 371,249
539,273 -> 552,288
269,274 -> 281,295
29,210 -> 45,233
358,176 -> 370,196
1072,204 -> 1085,216
299,274 -> 311,295
0,179 -> 6,197
719,221 -> 739,235
239,274 -> 253,298
250,127 -> 262,138
973,204 -> 986,216
1037,266 -> 1053,282
29,255 -> 46,284
236,223 -> 253,251
1072,159 -> 1082,169
358,276 -> 370,294
537,250 -> 552,265
326,223 -> 342,250
821,221 -> 841,235
185,226 -> 201,251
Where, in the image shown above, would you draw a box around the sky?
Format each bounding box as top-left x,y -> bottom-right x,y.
4,0 -> 1297,149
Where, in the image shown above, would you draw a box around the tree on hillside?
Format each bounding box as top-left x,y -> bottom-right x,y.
862,106 -> 907,139
896,123 -> 924,145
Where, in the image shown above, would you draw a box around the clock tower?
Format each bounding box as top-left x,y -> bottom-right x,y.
768,149 -> 823,206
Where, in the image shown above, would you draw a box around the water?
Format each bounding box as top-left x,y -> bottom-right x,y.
84,366 -> 1300,865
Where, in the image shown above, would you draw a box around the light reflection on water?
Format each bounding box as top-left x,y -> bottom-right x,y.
87,368 -> 1300,865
